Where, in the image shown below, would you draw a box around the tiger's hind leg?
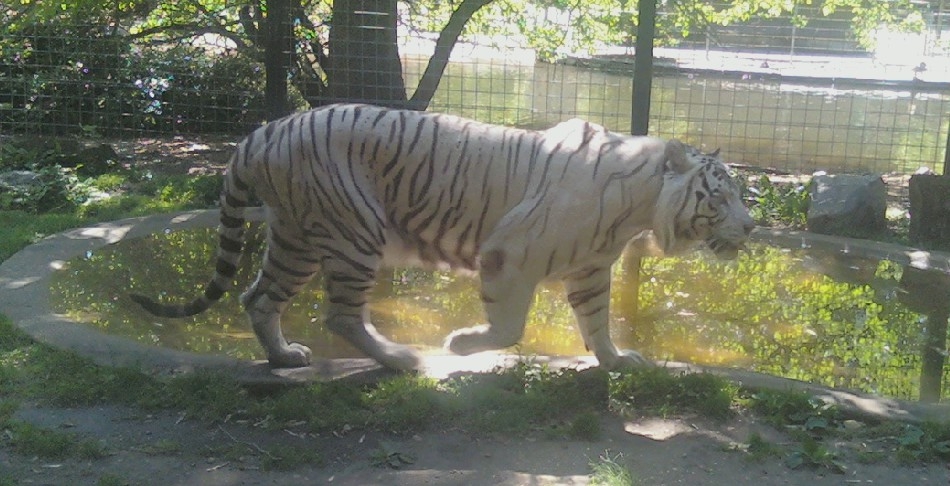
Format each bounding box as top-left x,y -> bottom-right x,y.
321,258 -> 422,371
564,266 -> 652,370
242,222 -> 318,368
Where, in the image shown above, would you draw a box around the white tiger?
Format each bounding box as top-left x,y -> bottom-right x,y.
131,103 -> 755,371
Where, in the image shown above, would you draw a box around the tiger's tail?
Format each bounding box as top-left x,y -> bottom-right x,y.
130,153 -> 252,318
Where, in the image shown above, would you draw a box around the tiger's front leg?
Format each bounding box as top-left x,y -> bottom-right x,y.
445,249 -> 538,355
564,266 -> 653,370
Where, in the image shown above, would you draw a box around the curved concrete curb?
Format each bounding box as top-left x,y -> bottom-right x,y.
1,211 -> 949,422
0,210 -> 259,377
751,227 -> 950,275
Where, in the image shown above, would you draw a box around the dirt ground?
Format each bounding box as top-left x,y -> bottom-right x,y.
3,138 -> 945,485
5,399 -> 950,486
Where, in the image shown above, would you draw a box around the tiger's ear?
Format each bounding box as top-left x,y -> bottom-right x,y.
664,139 -> 694,174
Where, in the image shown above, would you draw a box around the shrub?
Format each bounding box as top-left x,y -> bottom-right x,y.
1,24 -> 265,135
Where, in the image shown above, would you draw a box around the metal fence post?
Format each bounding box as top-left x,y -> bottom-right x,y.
622,0 -> 658,347
630,0 -> 656,136
945,118 -> 950,175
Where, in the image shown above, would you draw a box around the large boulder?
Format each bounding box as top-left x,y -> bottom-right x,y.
807,174 -> 886,238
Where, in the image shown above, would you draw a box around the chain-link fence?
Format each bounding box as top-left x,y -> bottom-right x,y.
2,2 -> 948,176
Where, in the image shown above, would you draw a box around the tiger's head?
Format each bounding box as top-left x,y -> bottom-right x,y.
653,140 -> 754,260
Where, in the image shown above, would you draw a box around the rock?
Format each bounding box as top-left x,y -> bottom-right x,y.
0,170 -> 42,189
807,174 -> 886,238
70,144 -> 119,177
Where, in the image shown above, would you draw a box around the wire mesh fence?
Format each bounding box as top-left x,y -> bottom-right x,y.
2,2 -> 949,177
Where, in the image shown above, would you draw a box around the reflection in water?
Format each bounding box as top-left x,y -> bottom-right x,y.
897,267 -> 950,403
50,224 -> 950,402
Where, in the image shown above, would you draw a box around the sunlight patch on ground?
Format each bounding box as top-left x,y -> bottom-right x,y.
624,418 -> 692,441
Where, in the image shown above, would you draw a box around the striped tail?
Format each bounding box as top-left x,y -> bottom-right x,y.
130,163 -> 251,318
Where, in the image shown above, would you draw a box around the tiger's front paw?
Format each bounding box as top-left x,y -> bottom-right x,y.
268,342 -> 313,368
375,344 -> 423,371
601,349 -> 654,370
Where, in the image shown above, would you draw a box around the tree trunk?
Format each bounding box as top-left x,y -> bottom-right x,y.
327,0 -> 408,107
264,0 -> 295,120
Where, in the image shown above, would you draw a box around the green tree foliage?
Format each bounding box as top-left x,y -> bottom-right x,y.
1,1 -> 267,133
415,0 -> 930,60
0,0 -> 932,134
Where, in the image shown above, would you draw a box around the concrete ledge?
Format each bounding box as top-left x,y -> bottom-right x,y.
751,227 -> 950,275
2,211 -> 949,423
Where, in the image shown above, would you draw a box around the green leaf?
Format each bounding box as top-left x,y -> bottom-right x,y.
803,416 -> 829,432
784,451 -> 805,469
899,425 -> 924,447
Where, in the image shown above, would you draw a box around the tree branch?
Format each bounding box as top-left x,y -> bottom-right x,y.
407,0 -> 493,111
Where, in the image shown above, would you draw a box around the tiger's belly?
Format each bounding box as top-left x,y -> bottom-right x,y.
380,230 -> 479,274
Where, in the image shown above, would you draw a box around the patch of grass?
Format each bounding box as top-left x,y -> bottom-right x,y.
589,451 -> 637,486
0,318 -> 34,400
141,439 -> 183,455
19,346 -> 163,408
893,422 -> 950,463
608,368 -> 736,421
365,375 -> 454,432
0,400 -> 18,426
784,436 -> 847,473
96,474 -> 131,486
0,317 -> 35,354
568,411 -> 602,441
448,364 -> 610,435
89,173 -> 128,192
1,169 -> 223,261
162,371 -> 250,420
452,376 -> 535,434
261,443 -> 325,471
0,210 -> 88,261
203,442 -> 252,463
443,366 -> 584,435
77,174 -> 221,220
744,432 -> 783,462
747,389 -> 839,432
256,380 -> 368,430
4,421 -> 108,460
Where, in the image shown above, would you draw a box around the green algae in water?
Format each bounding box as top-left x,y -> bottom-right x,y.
49,223 -> 948,401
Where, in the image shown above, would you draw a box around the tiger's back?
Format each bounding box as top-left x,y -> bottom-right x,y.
237,105 -> 666,275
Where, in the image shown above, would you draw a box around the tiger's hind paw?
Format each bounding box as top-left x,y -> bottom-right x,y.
268,342 -> 313,368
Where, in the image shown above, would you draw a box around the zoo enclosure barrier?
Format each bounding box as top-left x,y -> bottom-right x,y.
1,2 -> 949,180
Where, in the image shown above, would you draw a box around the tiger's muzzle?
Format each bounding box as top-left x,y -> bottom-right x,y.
707,217 -> 755,260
